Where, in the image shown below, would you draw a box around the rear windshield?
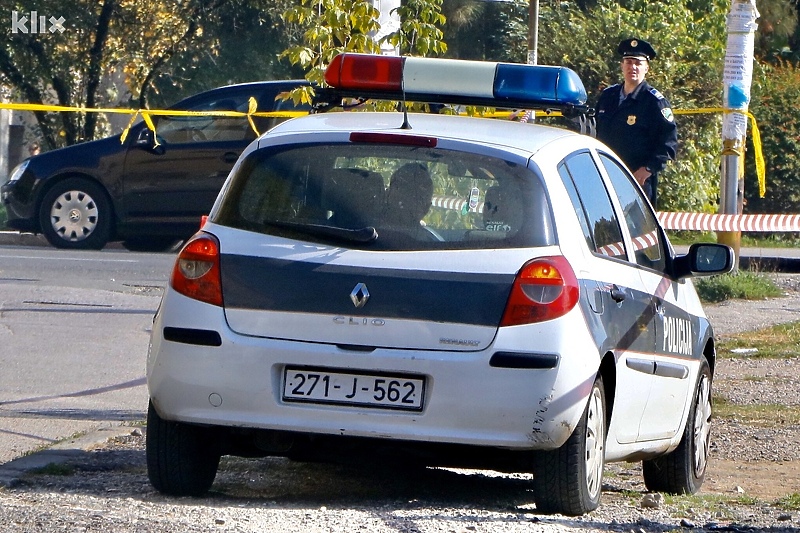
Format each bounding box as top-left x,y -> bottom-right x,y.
215,143 -> 556,250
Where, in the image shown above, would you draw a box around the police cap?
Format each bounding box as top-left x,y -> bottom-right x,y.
617,38 -> 657,61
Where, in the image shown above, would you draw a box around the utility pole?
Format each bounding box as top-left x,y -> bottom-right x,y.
527,0 -> 539,66
370,0 -> 401,56
719,0 -> 759,270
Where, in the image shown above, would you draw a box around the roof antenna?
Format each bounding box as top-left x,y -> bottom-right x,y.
400,101 -> 412,129
400,85 -> 411,129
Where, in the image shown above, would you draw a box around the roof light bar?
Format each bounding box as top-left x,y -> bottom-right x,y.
322,53 -> 588,111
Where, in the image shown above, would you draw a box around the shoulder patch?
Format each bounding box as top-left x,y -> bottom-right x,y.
661,107 -> 674,122
649,87 -> 665,100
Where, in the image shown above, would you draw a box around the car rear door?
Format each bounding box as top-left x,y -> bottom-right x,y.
598,153 -> 694,441
120,83 -> 306,235
556,150 -> 658,445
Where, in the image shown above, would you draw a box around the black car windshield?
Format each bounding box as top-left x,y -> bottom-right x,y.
214,142 -> 556,251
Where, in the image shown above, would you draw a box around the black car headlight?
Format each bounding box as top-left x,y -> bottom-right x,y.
6,159 -> 30,185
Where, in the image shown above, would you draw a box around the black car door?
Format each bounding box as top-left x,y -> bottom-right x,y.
119,82 -> 307,236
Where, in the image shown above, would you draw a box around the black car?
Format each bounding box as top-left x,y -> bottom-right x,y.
1,80 -> 309,251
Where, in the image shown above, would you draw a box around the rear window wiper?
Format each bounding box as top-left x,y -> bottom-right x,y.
262,219 -> 378,243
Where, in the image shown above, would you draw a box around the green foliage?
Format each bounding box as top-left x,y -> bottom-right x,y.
281,0 -> 382,88
0,0 -> 256,147
694,270 -> 783,303
536,0 -> 730,214
147,0 -> 303,109
745,61 -> 800,214
29,462 -> 75,476
281,0 -> 446,104
280,0 -> 378,106
776,493 -> 800,510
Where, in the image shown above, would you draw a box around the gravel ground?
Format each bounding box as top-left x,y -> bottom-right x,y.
1,275 -> 800,532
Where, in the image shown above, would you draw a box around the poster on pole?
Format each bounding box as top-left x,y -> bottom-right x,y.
722,0 -> 759,141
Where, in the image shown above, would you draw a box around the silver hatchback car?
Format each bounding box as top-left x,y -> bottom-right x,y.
146,54 -> 733,515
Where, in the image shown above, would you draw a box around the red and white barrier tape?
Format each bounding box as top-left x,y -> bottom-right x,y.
431,196 -> 798,233
657,212 -> 800,232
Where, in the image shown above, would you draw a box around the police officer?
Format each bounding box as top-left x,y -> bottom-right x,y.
595,38 -> 678,208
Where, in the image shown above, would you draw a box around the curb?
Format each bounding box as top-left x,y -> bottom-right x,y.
0,424 -> 140,488
0,230 -> 126,249
0,231 -> 50,247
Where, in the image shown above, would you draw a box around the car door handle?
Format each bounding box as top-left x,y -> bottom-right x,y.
609,284 -> 626,303
222,152 -> 238,163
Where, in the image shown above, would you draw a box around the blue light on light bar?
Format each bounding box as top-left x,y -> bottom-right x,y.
494,64 -> 587,106
323,53 -> 588,110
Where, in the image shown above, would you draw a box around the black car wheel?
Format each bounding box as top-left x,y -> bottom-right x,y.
642,361 -> 712,494
146,401 -> 221,497
38,178 -> 112,250
532,375 -> 606,516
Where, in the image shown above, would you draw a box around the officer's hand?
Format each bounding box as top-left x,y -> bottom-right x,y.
632,167 -> 652,187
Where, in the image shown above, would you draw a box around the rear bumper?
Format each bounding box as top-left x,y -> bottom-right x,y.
148,291 -> 600,451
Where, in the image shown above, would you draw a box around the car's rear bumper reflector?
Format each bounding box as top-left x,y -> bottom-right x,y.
489,351 -> 558,369
163,326 -> 222,347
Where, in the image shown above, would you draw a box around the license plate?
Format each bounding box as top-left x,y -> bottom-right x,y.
282,367 -> 425,411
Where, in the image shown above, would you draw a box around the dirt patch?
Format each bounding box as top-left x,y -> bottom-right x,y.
705,459 -> 800,500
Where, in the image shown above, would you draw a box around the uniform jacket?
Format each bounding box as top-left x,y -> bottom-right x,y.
595,81 -> 678,175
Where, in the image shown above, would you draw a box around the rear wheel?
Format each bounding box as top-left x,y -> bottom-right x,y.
643,362 -> 712,494
38,178 -> 112,250
532,375 -> 606,516
146,401 -> 221,496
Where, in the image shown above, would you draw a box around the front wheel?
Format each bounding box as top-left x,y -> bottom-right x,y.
146,401 -> 221,496
532,375 -> 606,516
38,178 -> 112,250
643,361 -> 712,494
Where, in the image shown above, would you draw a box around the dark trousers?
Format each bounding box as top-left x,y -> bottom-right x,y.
643,173 -> 658,209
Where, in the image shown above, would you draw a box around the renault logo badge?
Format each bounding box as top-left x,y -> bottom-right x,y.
350,283 -> 370,308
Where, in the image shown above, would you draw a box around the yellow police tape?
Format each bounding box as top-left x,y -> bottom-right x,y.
0,97 -> 306,144
674,107 -> 765,198
0,100 -> 765,197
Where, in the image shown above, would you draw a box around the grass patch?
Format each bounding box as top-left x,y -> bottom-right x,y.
664,491 -> 759,518
29,462 -> 75,476
775,493 -> 800,510
717,321 -> 800,359
695,270 -> 783,303
712,396 -> 800,426
741,233 -> 800,249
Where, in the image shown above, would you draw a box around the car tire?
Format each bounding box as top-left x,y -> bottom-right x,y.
532,375 -> 606,516
38,178 -> 112,250
146,401 -> 221,497
642,361 -> 712,494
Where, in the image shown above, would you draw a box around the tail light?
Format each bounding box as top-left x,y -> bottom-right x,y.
500,256 -> 579,326
170,234 -> 223,306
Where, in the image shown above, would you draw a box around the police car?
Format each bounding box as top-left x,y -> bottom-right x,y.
145,53 -> 733,515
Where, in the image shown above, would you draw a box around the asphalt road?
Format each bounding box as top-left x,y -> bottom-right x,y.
0,242 -> 174,465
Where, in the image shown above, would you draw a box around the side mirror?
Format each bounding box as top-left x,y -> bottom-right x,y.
672,242 -> 735,280
135,128 -> 165,154
136,128 -> 155,146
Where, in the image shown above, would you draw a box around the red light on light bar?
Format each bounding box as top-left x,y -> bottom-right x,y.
349,132 -> 437,147
325,53 -> 404,92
